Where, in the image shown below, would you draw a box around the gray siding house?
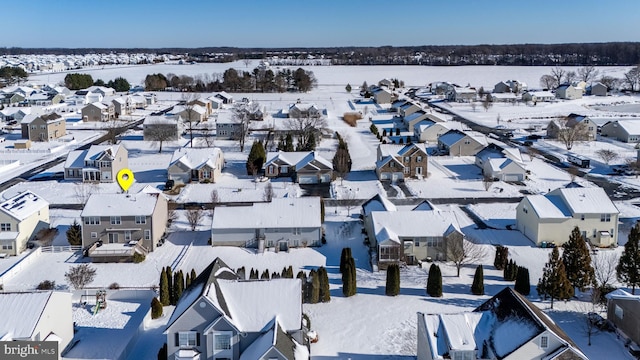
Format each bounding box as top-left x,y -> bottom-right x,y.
64,144 -> 129,182
165,258 -> 308,360
81,192 -> 168,262
437,130 -> 486,156
606,289 -> 640,350
600,120 -> 640,142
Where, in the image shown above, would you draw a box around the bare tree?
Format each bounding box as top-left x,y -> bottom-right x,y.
263,182 -> 273,202
74,183 -> 98,204
482,174 -> 494,191
574,300 -> 601,346
625,158 -> 640,178
568,166 -> 580,182
105,118 -> 121,145
186,208 -> 204,231
564,71 -> 577,84
593,251 -> 619,290
578,65 -> 600,83
231,103 -> 252,152
181,93 -> 200,148
200,122 -> 215,147
285,115 -> 328,150
470,102 -> 477,112
145,122 -> 177,153
167,209 -> 178,225
554,117 -> 589,150
482,94 -> 493,112
243,58 -> 252,68
65,264 -> 97,290
447,239 -> 487,277
594,149 -> 618,165
598,76 -> 619,90
624,66 -> 640,91
540,74 -> 557,90
551,66 -> 566,86
209,189 -> 219,217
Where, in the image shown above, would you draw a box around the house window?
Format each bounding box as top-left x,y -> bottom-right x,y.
144,230 -> 151,240
2,244 -> 12,250
601,214 -> 611,222
84,217 -> 100,225
414,240 -> 420,247
464,140 -> 471,145
124,231 -> 131,241
540,335 -> 548,348
202,170 -> 211,179
581,214 -> 585,221
135,216 -> 146,224
292,228 -> 301,235
390,162 -> 395,168
91,232 -> 97,238
108,233 -> 118,243
417,156 -> 422,162
178,331 -> 198,347
615,304 -> 624,319
110,216 -> 121,225
0,223 -> 10,231
404,156 -> 410,162
404,167 -> 410,174
281,165 -> 289,173
214,332 -> 232,350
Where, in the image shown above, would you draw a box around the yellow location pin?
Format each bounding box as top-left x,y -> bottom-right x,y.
116,168 -> 135,192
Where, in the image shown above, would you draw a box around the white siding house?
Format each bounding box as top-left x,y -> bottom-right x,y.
0,191 -> 49,256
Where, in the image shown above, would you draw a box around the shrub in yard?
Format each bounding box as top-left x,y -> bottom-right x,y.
514,266 -> 531,295
108,282 -> 120,290
160,269 -> 170,306
318,267 -> 331,302
340,247 -> 352,273
494,245 -> 509,270
342,258 -> 357,297
471,265 -> 484,295
151,297 -> 163,319
36,280 -> 55,290
309,269 -> 320,303
427,264 -> 442,297
133,252 -> 145,263
385,264 -> 400,296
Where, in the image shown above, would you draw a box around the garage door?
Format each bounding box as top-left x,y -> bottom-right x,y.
503,174 -> 521,182
298,175 -> 318,184
320,174 -> 331,183
380,172 -> 391,180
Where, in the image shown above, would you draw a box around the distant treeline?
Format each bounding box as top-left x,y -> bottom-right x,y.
2,42 -> 640,65
144,67 -> 317,92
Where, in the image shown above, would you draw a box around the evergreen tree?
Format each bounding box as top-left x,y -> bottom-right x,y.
165,266 -> 173,305
345,84 -> 352,93
370,124 -> 378,135
537,247 -> 573,309
382,129 -> 387,137
494,245 -> 508,270
249,268 -> 257,279
151,297 -> 163,319
190,269 -> 197,284
385,263 -> 400,296
297,271 -> 308,302
504,259 -> 518,281
515,266 -> 531,296
342,258 -> 357,297
277,135 -> 285,151
318,267 -> 331,302
160,267 -> 170,306
340,247 -> 352,273
471,265 -> 484,295
261,269 -> 270,280
427,264 -> 443,297
174,271 -> 184,303
272,272 -> 280,279
617,223 -> 640,294
562,226 -> 595,294
309,269 -> 320,303
406,136 -> 412,144
284,133 -> 294,152
66,220 -> 82,246
246,141 -> 266,175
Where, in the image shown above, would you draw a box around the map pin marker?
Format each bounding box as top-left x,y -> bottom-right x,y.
117,168 -> 135,192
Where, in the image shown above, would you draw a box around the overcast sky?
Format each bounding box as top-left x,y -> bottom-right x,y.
3,0 -> 639,48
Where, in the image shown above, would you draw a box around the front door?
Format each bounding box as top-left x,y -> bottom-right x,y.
279,241 -> 289,252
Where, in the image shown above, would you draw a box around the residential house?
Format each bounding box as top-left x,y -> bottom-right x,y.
188,98 -> 213,117
606,289 -> 640,349
0,107 -> 31,122
522,91 -> 555,103
263,151 -> 332,183
590,82 -> 608,96
213,91 -> 234,104
288,103 -> 322,119
600,119 -> 640,142
489,93 -> 518,103
82,102 -> 115,122
398,101 -> 421,118
168,147 -> 225,184
75,89 -> 104,104
492,81 -> 511,93
475,143 -> 526,182
143,115 -> 182,141
112,97 -> 133,117
378,78 -> 394,88
516,186 -> 619,247
164,258 -> 308,360
207,95 -> 224,110
84,85 -> 116,97
64,144 -> 128,183
21,113 -> 66,141
370,207 -> 463,268
0,291 -> 74,355
546,114 -> 597,141
403,110 -> 431,130
376,143 -> 428,181
555,84 -> 583,100
390,99 -> 409,113
175,105 -> 207,122
215,110 -> 244,140
0,191 -> 49,256
211,197 -> 322,250
414,120 -> 451,143
417,287 -> 587,360
81,191 -> 168,262
437,130 -> 486,156
372,87 -> 393,104
452,87 -> 476,102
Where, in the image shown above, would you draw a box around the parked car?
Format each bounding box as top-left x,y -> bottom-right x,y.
524,140 -> 533,146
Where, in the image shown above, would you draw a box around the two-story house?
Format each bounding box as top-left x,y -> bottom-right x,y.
64,144 -> 128,183
20,113 -> 66,141
417,287 -> 587,360
546,114 -> 597,141
600,119 -> 640,143
0,191 -> 49,256
263,151 -> 333,184
81,192 -> 168,262
437,129 -> 486,156
414,120 -> 451,143
81,102 -> 115,122
287,103 -> 322,119
168,147 -> 225,184
475,143 -> 526,182
556,84 -> 583,100
165,258 -> 308,360
516,186 -> 619,247
211,197 -> 322,251
376,143 -> 428,181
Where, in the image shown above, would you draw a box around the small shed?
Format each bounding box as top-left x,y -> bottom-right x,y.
15,139 -> 31,149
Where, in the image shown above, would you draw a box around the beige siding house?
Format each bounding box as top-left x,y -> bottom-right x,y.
417,287 -> 587,360
0,291 -> 74,354
168,147 -> 225,184
20,113 -> 66,141
516,186 -> 619,247
437,130 -> 486,156
0,191 -> 49,256
376,143 -> 428,181
82,102 -> 115,122
81,192 -> 168,262
546,114 -> 597,141
414,120 -> 451,143
64,144 -> 128,183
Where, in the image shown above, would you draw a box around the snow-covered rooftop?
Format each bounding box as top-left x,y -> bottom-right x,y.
81,192 -> 161,217
212,197 -> 321,229
372,210 -> 461,243
0,190 -> 48,221
0,291 -> 53,339
555,187 -> 619,215
170,147 -> 223,170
